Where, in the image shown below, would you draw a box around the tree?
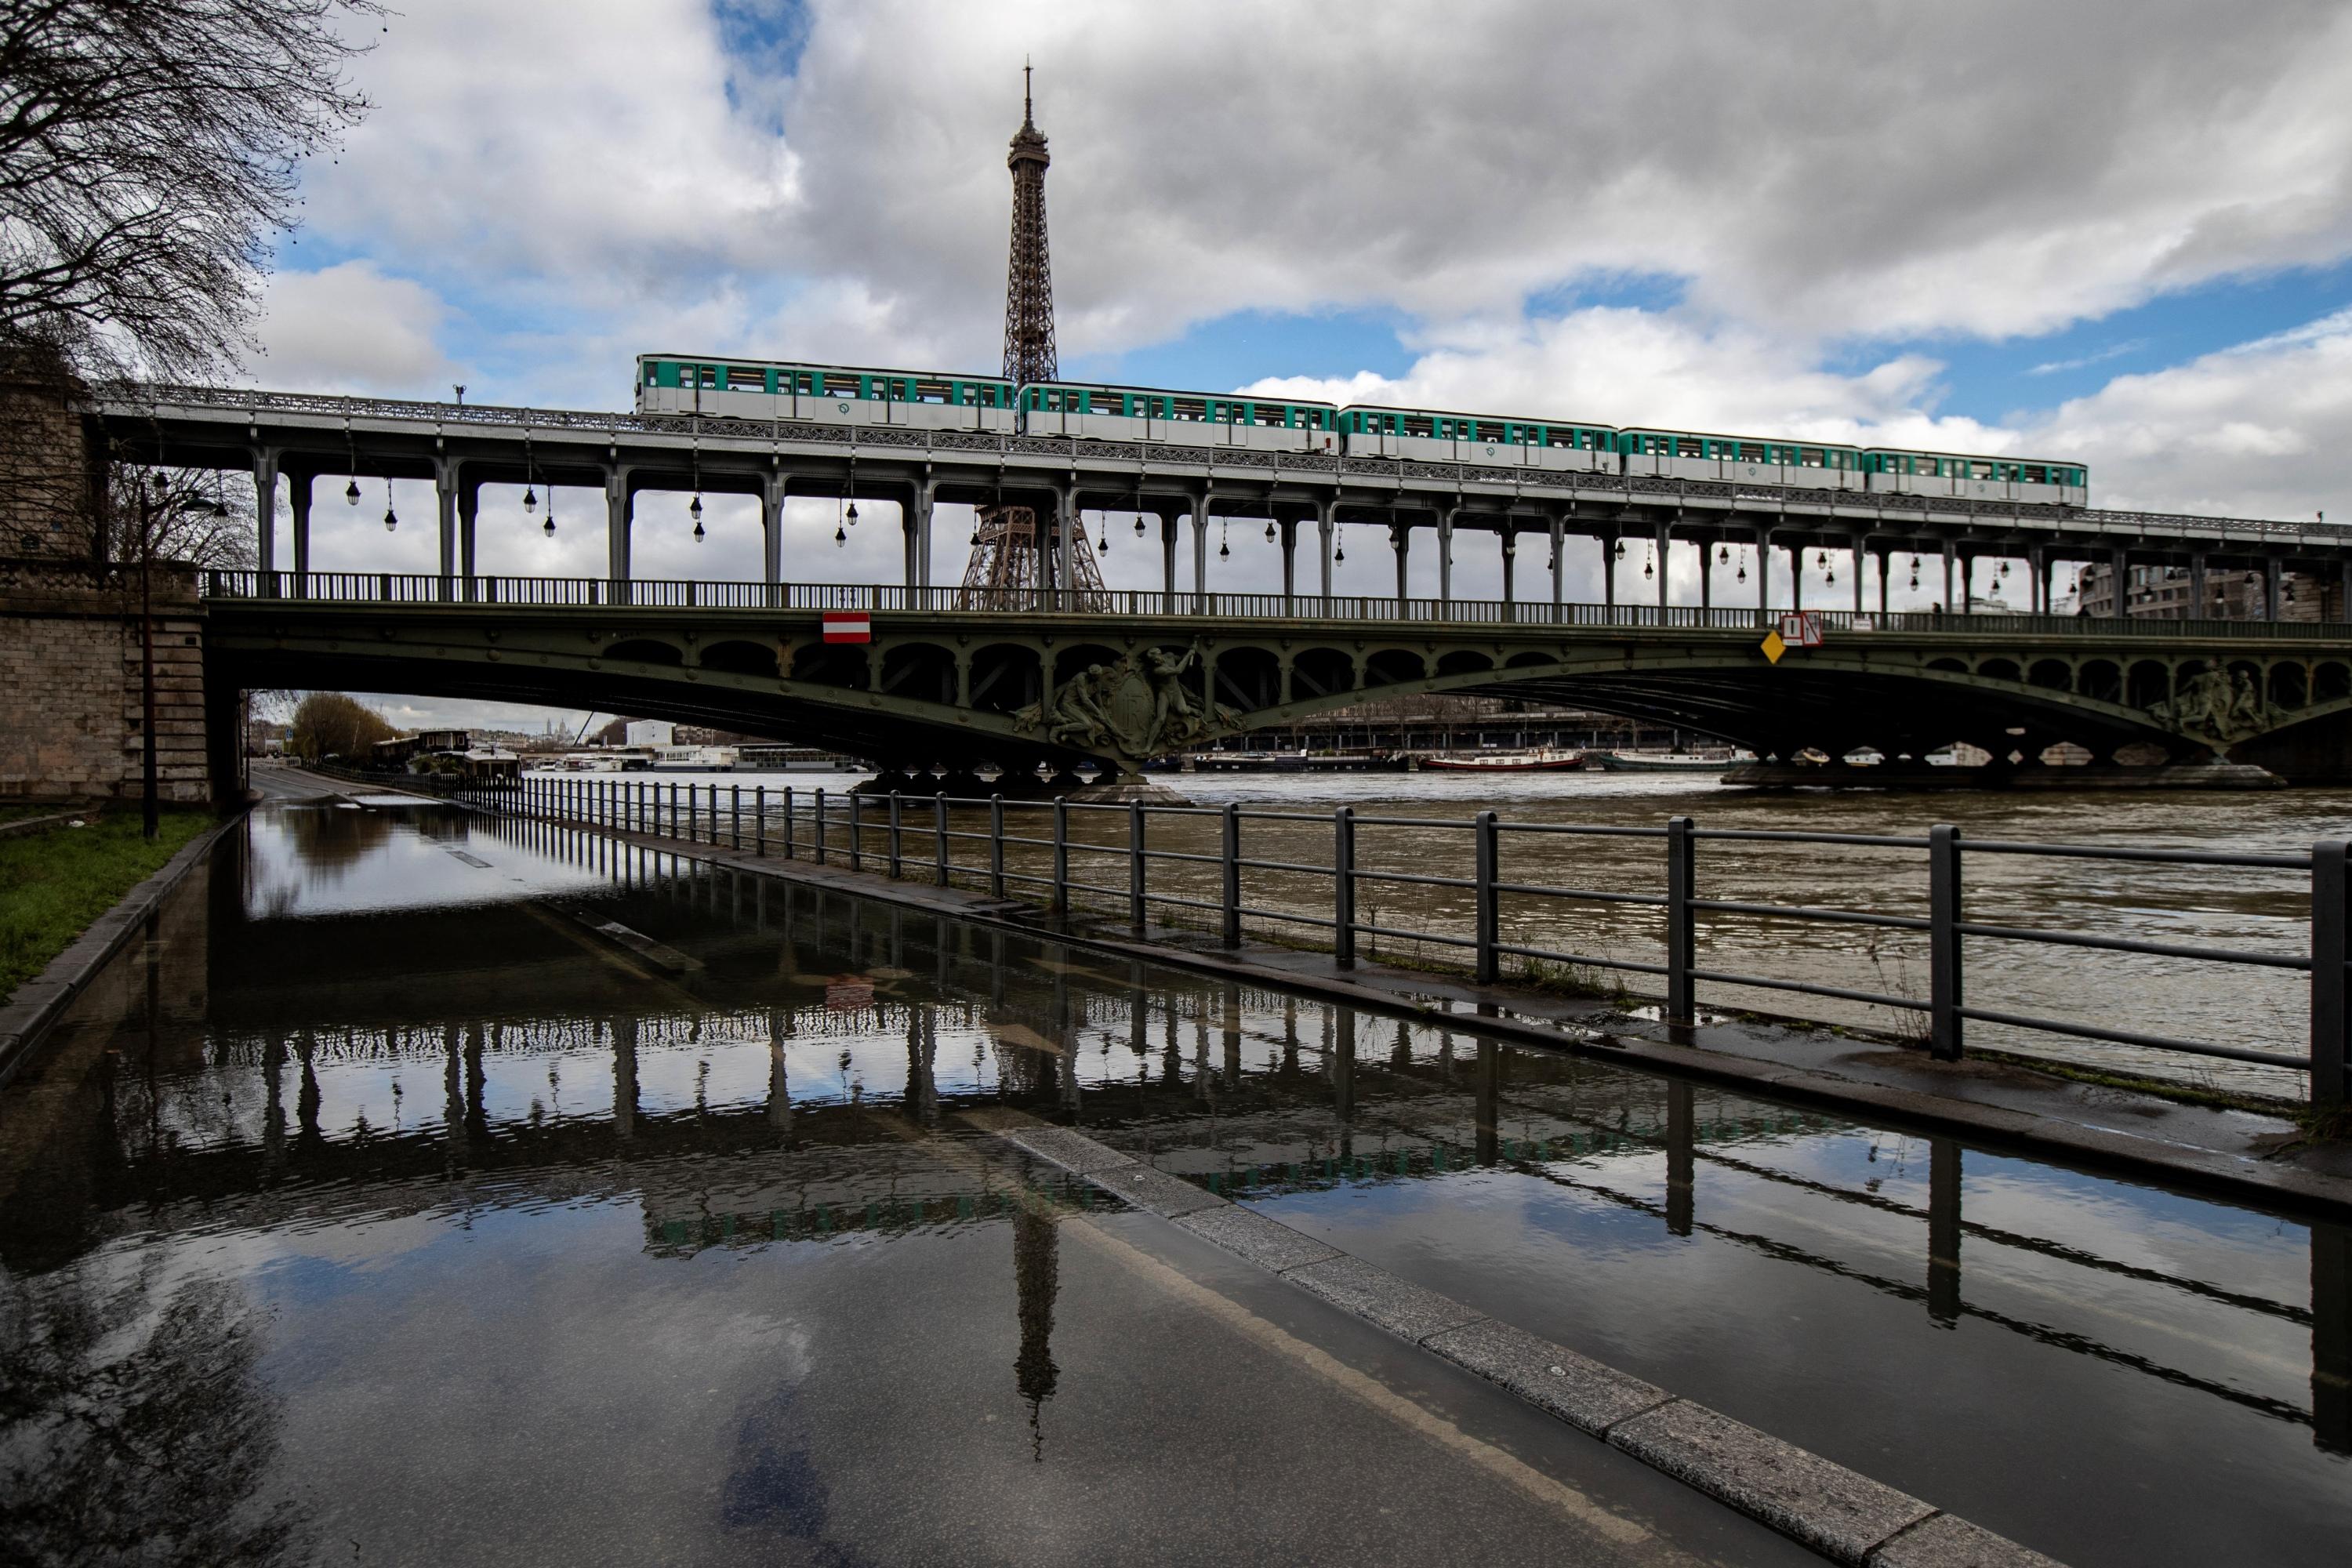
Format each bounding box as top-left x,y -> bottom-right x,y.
0,0 -> 378,381
285,691 -> 393,762
105,461 -> 254,568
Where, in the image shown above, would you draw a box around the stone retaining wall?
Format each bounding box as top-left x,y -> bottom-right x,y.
0,557 -> 210,804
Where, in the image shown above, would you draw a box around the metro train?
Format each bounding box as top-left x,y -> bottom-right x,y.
635,352 -> 2089,507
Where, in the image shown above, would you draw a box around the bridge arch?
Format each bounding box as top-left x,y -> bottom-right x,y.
789,642 -> 869,691
604,637 -> 684,667
1212,646 -> 1282,710
1362,648 -> 1426,688
966,643 -> 1040,714
880,643 -> 955,704
1288,647 -> 1358,701
699,638 -> 779,678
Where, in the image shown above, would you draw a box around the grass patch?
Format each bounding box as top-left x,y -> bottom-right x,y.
0,804 -> 78,826
1971,1047 -> 2302,1119
0,810 -> 213,996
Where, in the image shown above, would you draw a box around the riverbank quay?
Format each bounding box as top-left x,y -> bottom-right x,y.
0,808 -> 241,1087
454,776 -> 2352,1220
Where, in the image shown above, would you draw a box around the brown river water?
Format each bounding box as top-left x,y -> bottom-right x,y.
601,766 -> 2352,1102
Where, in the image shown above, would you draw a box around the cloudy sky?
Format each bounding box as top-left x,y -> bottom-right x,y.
247,0 -> 2352,731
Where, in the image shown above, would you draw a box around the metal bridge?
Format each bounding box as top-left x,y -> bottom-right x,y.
101,382 -> 2352,616
91,380 -> 2352,779
205,568 -> 2352,781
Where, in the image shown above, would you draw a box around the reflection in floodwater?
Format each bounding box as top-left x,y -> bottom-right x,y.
1014,1200 -> 1061,1459
0,803 -> 2345,1567
0,1261 -> 309,1564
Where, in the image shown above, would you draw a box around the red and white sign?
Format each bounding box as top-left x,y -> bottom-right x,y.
822,612 -> 871,644
1776,611 -> 1825,648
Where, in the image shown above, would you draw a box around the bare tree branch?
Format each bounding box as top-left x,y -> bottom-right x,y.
0,0 -> 379,381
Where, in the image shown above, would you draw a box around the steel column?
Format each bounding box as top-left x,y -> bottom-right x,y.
1191,495 -> 1209,612
457,476 -> 480,594
2267,557 -> 2284,621
1438,507 -> 1455,612
2313,840 -> 2348,1108
1474,811 -> 1499,984
1665,815 -> 1694,1022
759,470 -> 787,588
1220,803 -> 1241,947
434,456 -> 459,591
1656,521 -> 1671,615
605,466 -> 632,601
288,470 -> 310,592
1333,806 -> 1356,969
252,449 -> 279,581
1393,522 -> 1410,614
1127,800 -> 1146,934
1318,499 -> 1336,601
1929,824 -> 1964,1059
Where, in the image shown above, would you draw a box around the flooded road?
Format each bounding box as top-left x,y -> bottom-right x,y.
2,793 -> 2345,1566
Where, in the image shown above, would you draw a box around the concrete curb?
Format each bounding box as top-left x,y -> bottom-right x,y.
512,813 -> 2352,1219
0,814 -> 241,1090
989,1119 -> 2061,1567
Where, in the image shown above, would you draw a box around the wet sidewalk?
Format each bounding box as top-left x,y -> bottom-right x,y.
422,772 -> 2352,1218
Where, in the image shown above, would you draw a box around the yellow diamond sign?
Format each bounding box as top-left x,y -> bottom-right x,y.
1761,630 -> 1788,664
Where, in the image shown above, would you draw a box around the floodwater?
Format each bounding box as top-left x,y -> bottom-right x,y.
559,764 -> 2352,1098
5,796 -> 2343,1566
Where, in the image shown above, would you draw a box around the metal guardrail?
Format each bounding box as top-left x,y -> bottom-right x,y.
201,570 -> 2352,636
477,774 -> 2350,1105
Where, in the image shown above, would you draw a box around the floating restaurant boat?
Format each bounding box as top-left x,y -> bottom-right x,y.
1584,749 -> 1746,772
1418,746 -> 1584,772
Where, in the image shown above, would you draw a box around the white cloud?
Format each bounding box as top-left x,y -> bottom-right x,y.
246,261 -> 455,394
276,0 -> 2352,412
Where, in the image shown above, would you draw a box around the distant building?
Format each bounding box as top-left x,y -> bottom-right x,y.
626,720 -> 675,746
2077,563 -> 2336,621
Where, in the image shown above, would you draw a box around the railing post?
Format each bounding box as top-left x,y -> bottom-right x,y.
888,791 -> 904,879
848,790 -> 862,872
1221,802 -> 1242,948
1475,810 -> 1501,985
1665,815 -> 1695,1022
1128,800 -> 1147,935
2314,840 -> 2349,1107
814,788 -> 827,866
1334,806 -> 1356,969
989,796 -> 1006,899
1929,824 -> 1964,1061
731,785 -> 742,851
755,785 -> 766,857
935,794 -> 950,887
1052,798 -> 1069,913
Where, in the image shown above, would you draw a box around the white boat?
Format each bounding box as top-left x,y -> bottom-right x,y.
1418,746 -> 1584,772
1585,749 -> 1746,772
652,745 -> 739,771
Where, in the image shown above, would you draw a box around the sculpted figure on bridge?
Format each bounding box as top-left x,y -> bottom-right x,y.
1019,644 -> 1233,764
2150,666 -> 2279,746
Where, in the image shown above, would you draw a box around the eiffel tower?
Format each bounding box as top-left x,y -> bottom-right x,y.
960,64 -> 1106,606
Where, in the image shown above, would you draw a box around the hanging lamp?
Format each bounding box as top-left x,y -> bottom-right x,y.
382,477 -> 397,533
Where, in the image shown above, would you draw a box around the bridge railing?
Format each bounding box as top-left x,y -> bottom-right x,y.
482,773 -> 2349,1107
201,570 -> 2352,636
